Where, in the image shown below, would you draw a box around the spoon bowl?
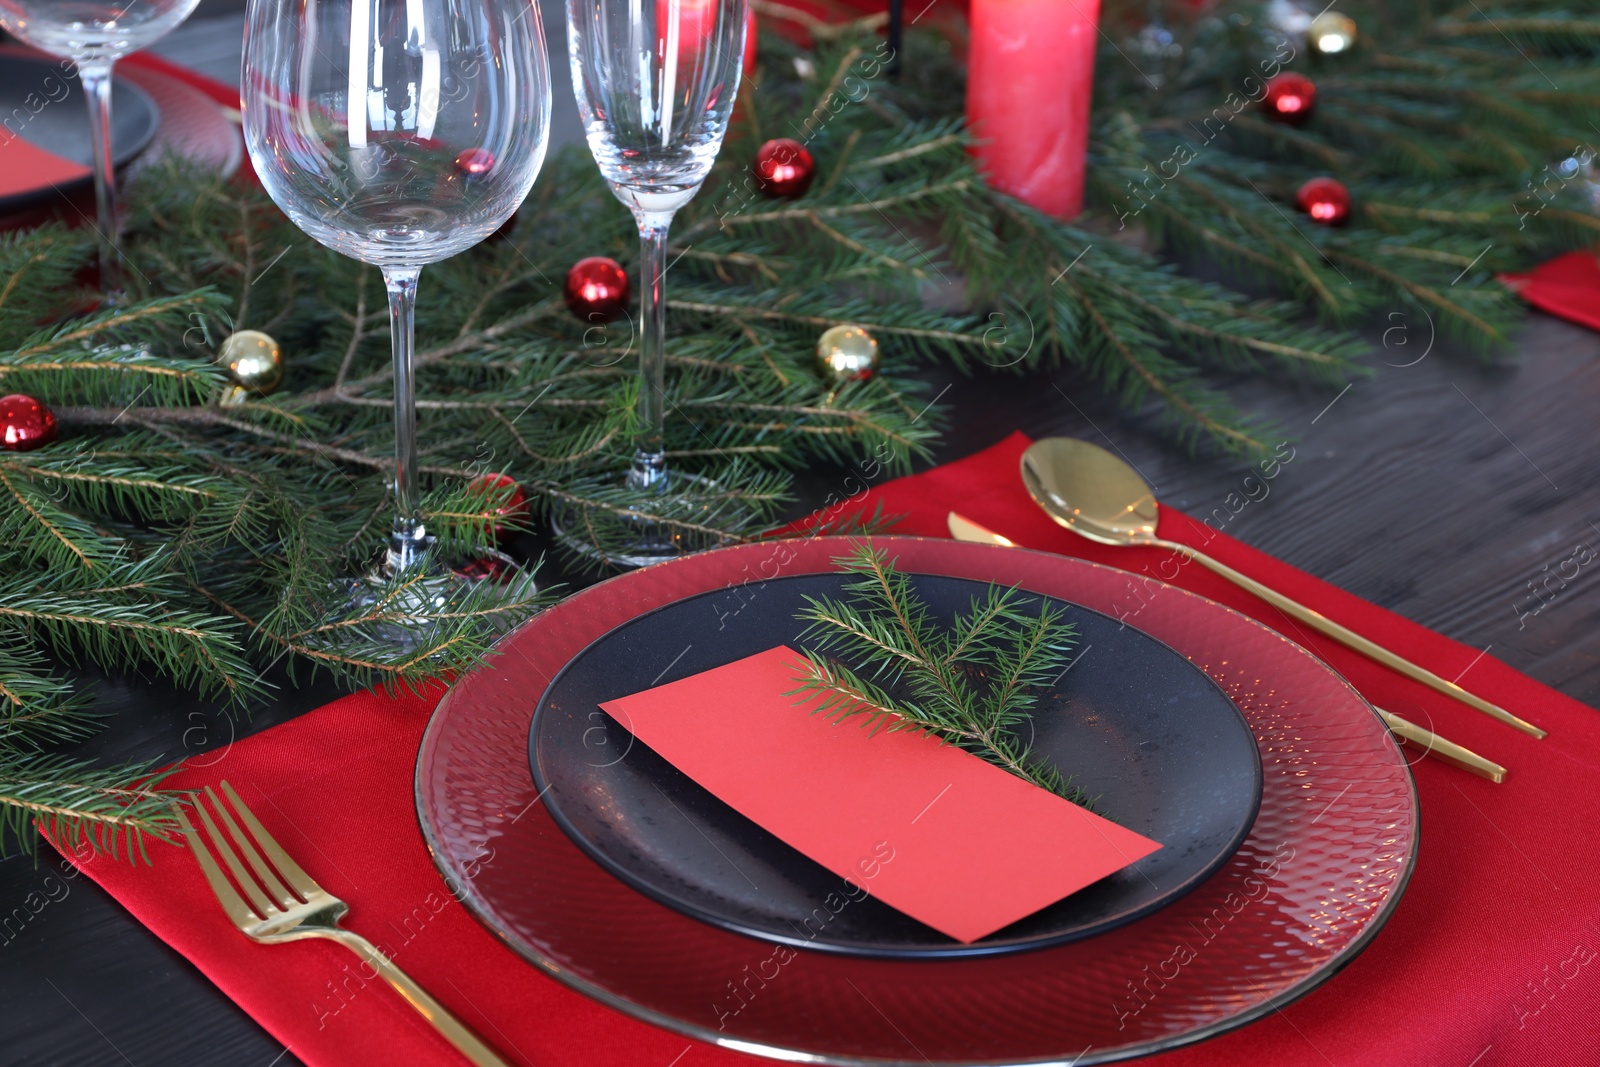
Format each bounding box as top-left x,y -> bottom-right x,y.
1020,438 -> 1157,542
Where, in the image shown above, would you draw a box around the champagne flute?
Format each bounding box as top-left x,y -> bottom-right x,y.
0,0 -> 201,298
565,0 -> 748,566
242,0 -> 551,581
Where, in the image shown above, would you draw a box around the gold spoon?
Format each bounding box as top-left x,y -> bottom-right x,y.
1020,437 -> 1545,739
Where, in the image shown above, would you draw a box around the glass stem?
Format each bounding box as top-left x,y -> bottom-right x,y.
77,60 -> 121,301
383,266 -> 427,573
629,211 -> 673,493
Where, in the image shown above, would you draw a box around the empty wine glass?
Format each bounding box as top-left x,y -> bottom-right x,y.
565,0 -> 748,566
0,0 -> 201,298
243,0 -> 551,581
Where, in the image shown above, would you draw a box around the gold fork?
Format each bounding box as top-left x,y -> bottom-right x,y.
179,781 -> 512,1067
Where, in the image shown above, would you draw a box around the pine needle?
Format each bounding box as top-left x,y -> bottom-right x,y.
789,544 -> 1100,813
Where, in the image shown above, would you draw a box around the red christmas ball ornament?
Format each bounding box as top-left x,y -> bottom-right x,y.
452,550 -> 518,584
454,148 -> 496,176
564,256 -> 631,322
1295,177 -> 1351,225
1263,72 -> 1317,125
0,394 -> 58,452
468,472 -> 529,541
753,138 -> 815,199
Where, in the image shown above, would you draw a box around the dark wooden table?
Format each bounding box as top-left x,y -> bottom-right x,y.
5,306 -> 1600,1065
8,5 -> 1600,1059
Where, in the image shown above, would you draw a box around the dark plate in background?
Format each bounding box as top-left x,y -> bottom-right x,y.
0,52 -> 161,211
530,571 -> 1262,959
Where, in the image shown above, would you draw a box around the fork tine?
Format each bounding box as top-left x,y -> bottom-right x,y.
205,785 -> 299,910
177,806 -> 260,930
192,791 -> 277,919
219,780 -> 321,900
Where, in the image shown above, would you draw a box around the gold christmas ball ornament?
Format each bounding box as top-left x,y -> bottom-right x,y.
1308,11 -> 1358,55
216,329 -> 284,402
815,325 -> 880,383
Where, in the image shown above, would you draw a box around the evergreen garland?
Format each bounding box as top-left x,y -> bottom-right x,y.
790,543 -> 1096,810
2,0 -> 1597,859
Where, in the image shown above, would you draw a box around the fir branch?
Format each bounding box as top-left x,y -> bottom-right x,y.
788,544 -> 1098,812
0,554 -> 266,709
0,756 -> 186,864
0,639 -> 99,751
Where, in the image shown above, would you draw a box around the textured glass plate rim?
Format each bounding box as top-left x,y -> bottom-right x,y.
415,536 -> 1419,1066
0,51 -> 161,209
526,574 -> 1265,959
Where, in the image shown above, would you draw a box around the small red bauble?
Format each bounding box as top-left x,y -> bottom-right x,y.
468,472 -> 529,540
1295,177 -> 1351,225
1263,72 -> 1317,125
564,256 -> 631,322
454,148 -> 496,176
753,138 -> 815,199
0,394 -> 58,452
452,553 -> 516,583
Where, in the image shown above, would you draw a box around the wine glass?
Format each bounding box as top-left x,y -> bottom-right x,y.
565,0 -> 748,566
243,0 -> 551,580
0,0 -> 201,298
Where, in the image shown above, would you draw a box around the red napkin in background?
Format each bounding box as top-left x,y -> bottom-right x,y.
1502,251 -> 1600,334
121,51 -> 240,111
58,432 -> 1600,1067
0,133 -> 90,198
599,645 -> 1162,943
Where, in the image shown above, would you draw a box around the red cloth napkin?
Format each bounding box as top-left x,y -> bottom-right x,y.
122,51 -> 240,111
59,432 -> 1600,1067
1502,251 -> 1600,333
0,133 -> 91,198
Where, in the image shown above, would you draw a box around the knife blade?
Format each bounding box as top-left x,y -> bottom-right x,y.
947,511 -> 1015,547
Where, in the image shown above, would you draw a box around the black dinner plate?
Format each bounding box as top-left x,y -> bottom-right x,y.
0,53 -> 161,211
529,571 -> 1263,959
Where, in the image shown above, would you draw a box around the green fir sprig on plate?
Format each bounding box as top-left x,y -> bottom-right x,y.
789,544 -> 1098,812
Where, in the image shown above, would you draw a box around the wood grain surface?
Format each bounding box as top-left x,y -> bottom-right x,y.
6,1 -> 1600,1058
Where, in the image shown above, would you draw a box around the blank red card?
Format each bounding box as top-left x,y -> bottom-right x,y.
599,645 -> 1162,943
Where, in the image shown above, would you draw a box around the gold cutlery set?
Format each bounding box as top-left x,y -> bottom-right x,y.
182,436 -> 1526,1064
948,436 -> 1534,784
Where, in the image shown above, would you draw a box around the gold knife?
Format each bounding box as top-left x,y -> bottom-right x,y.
945,511 -> 1507,783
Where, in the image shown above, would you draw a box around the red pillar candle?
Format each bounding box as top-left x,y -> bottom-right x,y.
966,0 -> 1101,219
655,0 -> 759,78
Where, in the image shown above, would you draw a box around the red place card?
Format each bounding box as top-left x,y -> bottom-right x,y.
599,645 -> 1162,943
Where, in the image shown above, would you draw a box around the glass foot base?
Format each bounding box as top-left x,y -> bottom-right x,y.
549,471 -> 733,569
344,545 -> 533,650
344,562 -> 461,652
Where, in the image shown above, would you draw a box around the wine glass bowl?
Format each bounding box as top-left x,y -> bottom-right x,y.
243,0 -> 551,586
568,0 -> 747,215
245,0 -> 550,271
0,0 -> 198,62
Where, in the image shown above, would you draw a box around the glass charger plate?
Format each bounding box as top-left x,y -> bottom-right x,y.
528,571 -> 1263,958
416,536 -> 1418,1065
